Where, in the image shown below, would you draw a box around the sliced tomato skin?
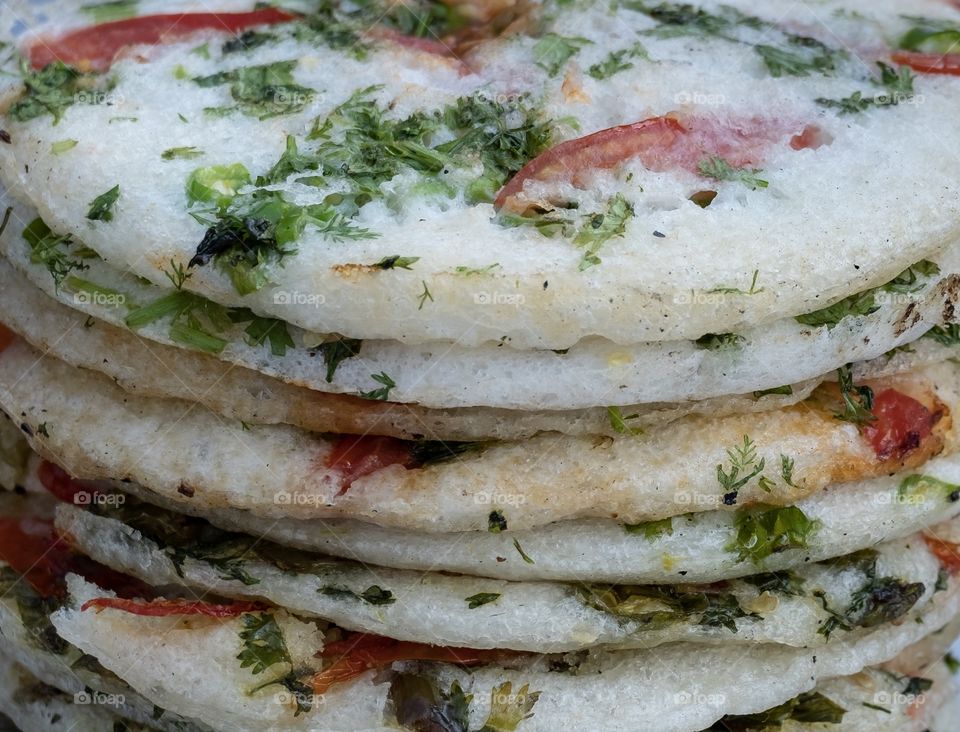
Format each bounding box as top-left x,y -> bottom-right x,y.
862,389 -> 936,461
0,517 -> 74,598
81,597 -> 266,617
28,9 -> 298,71
924,535 -> 960,575
0,323 -> 15,354
36,460 -> 107,505
495,116 -> 686,211
891,51 -> 960,76
311,633 -> 506,694
325,435 -> 416,495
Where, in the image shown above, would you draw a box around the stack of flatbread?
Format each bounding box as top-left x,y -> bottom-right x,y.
1,0 -> 960,729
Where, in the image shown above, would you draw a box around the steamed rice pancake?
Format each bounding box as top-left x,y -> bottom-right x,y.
3,334 -> 958,532
2,1 -> 960,350
3,214 -> 959,409
62,451 -> 960,584
48,571 -> 960,732
55,497 -> 960,654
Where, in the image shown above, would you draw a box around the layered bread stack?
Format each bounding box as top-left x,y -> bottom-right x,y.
0,0 -> 960,730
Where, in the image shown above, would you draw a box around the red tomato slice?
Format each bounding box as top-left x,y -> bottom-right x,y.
0,517 -> 75,598
862,389 -> 936,461
924,534 -> 960,575
81,597 -> 266,617
495,115 -> 822,212
36,460 -> 109,506
324,435 -> 416,496
312,633 -> 506,694
0,323 -> 15,354
28,9 -> 298,71
891,51 -> 960,76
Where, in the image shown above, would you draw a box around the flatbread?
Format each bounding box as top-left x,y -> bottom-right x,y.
2,211 -> 958,410
105,450 -> 960,584
3,335 -> 957,531
50,571 -> 960,732
2,1 -> 960,350
56,498 -> 958,654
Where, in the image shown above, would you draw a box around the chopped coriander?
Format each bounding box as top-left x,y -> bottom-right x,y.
698,156 -> 768,190
753,385 -> 793,398
488,510 -> 508,533
817,62 -> 916,113
80,0 -> 138,23
482,682 -> 541,731
754,37 -> 843,77
513,538 -> 535,564
86,185 -> 120,222
9,60 -> 93,124
193,61 -> 316,119
455,263 -> 501,276
465,592 -> 501,609
695,332 -> 745,351
574,193 -> 634,270
186,163 -> 251,208
817,576 -> 925,638
417,281 -> 434,310
223,30 -> 276,54
899,17 -> 960,54
709,269 -> 764,296
359,372 -> 396,401
945,652 -> 960,674
728,505 -> 819,563
163,260 -> 192,290
320,584 -> 396,605
834,364 -> 875,426
587,41 -> 650,79
315,338 -> 363,382
712,691 -> 845,729
923,324 -> 960,347
780,454 -> 797,487
375,255 -> 420,270
229,309 -> 295,357
533,33 -> 592,76
624,516 -> 673,539
716,435 -> 766,499
608,406 -> 643,436
237,613 -> 292,675
23,217 -> 87,291
162,146 -> 204,161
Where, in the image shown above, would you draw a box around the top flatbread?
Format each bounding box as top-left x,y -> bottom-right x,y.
2,0 -> 960,349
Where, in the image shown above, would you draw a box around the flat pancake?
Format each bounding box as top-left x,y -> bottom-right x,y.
3,335 -> 957,531
2,1 -> 960,350
2,206 -> 958,410
50,571 -> 960,732
56,498 -> 958,654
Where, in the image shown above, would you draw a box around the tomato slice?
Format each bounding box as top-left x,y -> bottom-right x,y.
36,460 -> 110,505
325,435 -> 416,495
862,389 -> 936,461
311,633 -> 506,694
0,323 -> 15,354
924,534 -> 960,575
0,517 -> 75,598
495,115 -> 822,212
81,597 -> 266,617
891,51 -> 960,76
28,9 -> 298,71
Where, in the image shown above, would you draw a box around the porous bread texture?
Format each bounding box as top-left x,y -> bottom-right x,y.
2,205 -> 957,410
56,501 -> 955,654
2,1 -> 960,349
108,450 -> 960,584
3,335 -> 958,532
50,571 -> 960,732
0,257 -> 821,440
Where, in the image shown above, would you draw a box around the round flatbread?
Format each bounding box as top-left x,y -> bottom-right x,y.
2,1 -> 960,350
